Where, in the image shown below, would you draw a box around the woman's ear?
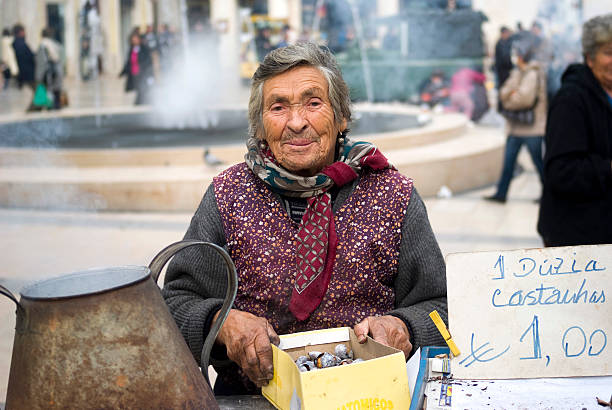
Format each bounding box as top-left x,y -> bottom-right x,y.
339,118 -> 348,133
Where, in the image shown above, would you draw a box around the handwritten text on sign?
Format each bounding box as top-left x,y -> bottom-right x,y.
447,245 -> 611,379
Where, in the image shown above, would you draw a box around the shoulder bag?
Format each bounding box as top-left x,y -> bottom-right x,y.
499,69 -> 539,125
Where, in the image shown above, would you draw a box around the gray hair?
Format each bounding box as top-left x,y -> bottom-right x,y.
248,42 -> 351,139
582,13 -> 612,61
513,39 -> 535,63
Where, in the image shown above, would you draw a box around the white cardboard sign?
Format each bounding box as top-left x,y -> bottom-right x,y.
447,245 -> 612,379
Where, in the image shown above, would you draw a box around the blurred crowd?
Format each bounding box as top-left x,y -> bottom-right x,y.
491,21 -> 581,109
416,19 -> 582,123
253,24 -> 295,62
1,24 -> 66,111
417,67 -> 489,122
484,13 -> 612,248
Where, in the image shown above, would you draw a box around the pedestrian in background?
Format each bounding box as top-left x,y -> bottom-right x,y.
530,21 -> 553,69
448,66 -> 487,121
419,69 -> 451,109
274,24 -> 294,50
11,24 -> 35,90
255,27 -> 273,62
35,27 -> 64,110
120,32 -> 153,105
1,28 -> 18,89
0,61 -> 9,90
537,13 -> 612,246
493,26 -> 514,110
142,24 -> 159,77
157,23 -> 177,77
485,40 -> 547,203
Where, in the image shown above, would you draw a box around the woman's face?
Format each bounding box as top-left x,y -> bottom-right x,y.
261,65 -> 346,177
587,41 -> 612,92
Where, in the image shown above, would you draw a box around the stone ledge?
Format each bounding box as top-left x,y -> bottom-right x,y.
0,125 -> 505,211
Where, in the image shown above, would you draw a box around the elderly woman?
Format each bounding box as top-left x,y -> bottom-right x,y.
485,39 -> 546,203
537,13 -> 612,246
162,42 -> 447,395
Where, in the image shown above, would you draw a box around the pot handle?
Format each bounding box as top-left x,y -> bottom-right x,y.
0,283 -> 23,310
148,240 -> 238,386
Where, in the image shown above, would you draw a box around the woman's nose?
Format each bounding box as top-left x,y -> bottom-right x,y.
286,106 -> 308,133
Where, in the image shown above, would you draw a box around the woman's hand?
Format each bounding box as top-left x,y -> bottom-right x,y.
214,309 -> 280,387
354,315 -> 413,360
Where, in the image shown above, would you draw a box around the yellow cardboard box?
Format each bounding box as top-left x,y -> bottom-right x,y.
262,327 -> 411,410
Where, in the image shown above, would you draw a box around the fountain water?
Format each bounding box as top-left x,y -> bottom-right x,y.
347,0 -> 374,103
149,6 -> 229,131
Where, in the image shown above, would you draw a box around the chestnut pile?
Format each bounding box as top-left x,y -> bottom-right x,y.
294,344 -> 364,372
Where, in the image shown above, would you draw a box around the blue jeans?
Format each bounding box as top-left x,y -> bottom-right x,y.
493,135 -> 544,199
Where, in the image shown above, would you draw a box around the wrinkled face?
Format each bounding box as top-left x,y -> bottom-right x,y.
261,65 -> 347,176
587,41 -> 612,92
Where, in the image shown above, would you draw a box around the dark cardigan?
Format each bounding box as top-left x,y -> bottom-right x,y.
162,176 -> 448,394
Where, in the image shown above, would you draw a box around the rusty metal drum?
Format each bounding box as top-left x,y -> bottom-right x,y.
0,240 -> 236,409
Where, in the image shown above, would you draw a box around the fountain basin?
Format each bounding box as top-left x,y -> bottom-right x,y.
0,104 -> 504,211
0,108 -> 425,150
0,105 -> 447,168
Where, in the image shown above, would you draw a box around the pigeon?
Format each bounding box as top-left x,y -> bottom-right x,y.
203,148 -> 224,166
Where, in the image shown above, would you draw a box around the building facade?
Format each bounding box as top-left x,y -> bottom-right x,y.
0,0 -> 302,78
1,0 -> 609,80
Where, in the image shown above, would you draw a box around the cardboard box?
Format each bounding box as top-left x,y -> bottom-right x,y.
262,327 -> 411,410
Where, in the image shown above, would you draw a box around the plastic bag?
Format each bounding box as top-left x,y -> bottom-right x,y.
32,83 -> 53,108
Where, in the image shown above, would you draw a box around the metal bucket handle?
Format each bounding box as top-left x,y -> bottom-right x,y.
148,239 -> 238,386
0,283 -> 23,311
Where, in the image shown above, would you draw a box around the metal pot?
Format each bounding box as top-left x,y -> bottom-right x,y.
1,240 -> 237,409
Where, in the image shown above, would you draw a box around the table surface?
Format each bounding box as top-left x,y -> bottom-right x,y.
1,397 -> 275,410
423,376 -> 612,409
5,380 -> 611,410
217,395 -> 275,409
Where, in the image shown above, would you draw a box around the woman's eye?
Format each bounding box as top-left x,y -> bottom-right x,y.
308,100 -> 322,108
270,105 -> 285,112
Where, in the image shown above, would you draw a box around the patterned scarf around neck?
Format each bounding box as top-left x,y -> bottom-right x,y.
245,135 -> 393,321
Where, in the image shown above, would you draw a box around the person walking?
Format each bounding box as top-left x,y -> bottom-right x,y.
485,40 -> 547,203
35,28 -> 64,110
120,32 -> 153,105
11,24 -> 35,90
1,28 -> 19,89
